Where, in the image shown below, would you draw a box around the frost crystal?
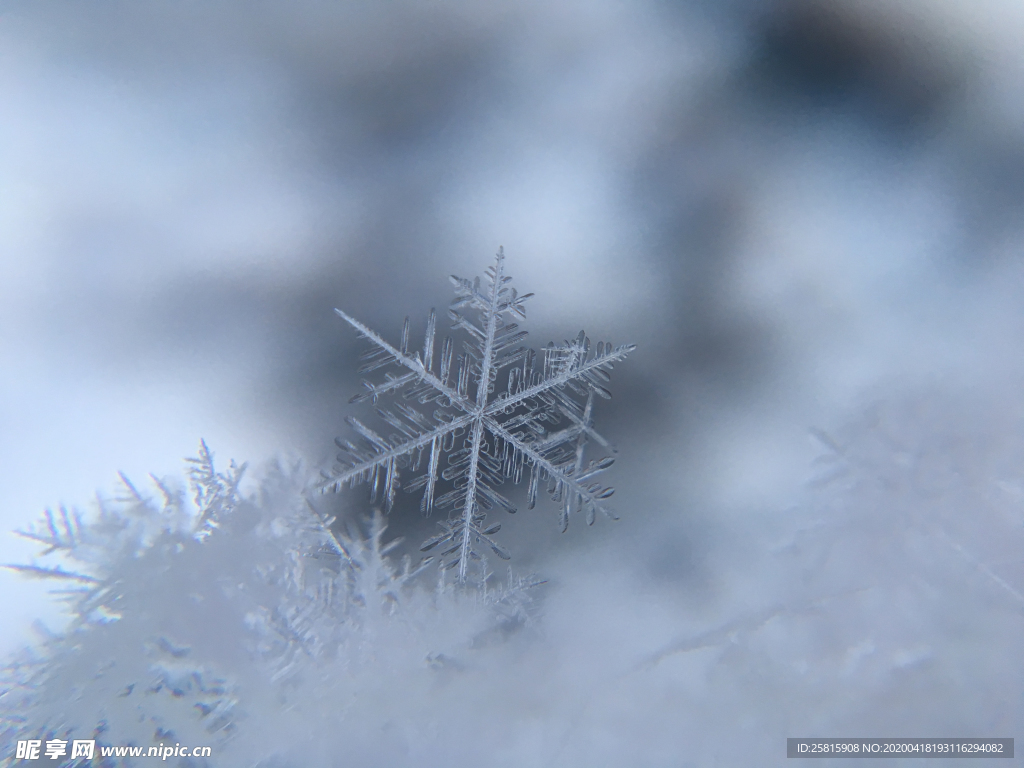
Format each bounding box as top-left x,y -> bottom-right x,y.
321,248 -> 635,581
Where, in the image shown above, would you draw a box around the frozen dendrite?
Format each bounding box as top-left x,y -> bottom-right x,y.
320,248 -> 635,581
0,445 -> 246,758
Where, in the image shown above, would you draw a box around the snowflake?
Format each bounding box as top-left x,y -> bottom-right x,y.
320,247 -> 635,581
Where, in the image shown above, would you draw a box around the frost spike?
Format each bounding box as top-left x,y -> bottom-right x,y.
440,542 -> 461,558
2,564 -> 101,584
420,437 -> 441,515
423,309 -> 436,371
490,541 -> 511,560
346,417 -> 389,450
527,464 -> 541,509
457,355 -> 471,398
44,509 -> 59,543
59,505 -> 75,546
400,316 -> 411,355
439,336 -> 454,387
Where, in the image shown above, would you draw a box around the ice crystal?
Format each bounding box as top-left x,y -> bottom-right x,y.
0,446 -> 248,760
320,248 -> 635,581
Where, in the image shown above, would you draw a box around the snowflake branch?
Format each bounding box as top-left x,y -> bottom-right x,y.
319,412 -> 475,495
485,343 -> 635,415
485,418 -> 618,530
334,308 -> 473,412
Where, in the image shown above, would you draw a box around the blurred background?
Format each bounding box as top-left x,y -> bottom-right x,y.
2,0 -> 1023,760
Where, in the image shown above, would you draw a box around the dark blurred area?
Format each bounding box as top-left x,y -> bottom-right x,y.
3,0 -> 1024,653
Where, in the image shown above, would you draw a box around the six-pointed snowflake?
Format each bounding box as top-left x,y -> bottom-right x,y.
320,248 -> 634,581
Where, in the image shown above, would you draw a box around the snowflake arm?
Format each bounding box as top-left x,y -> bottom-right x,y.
485,415 -> 619,530
322,412 -> 474,509
334,308 -> 472,410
